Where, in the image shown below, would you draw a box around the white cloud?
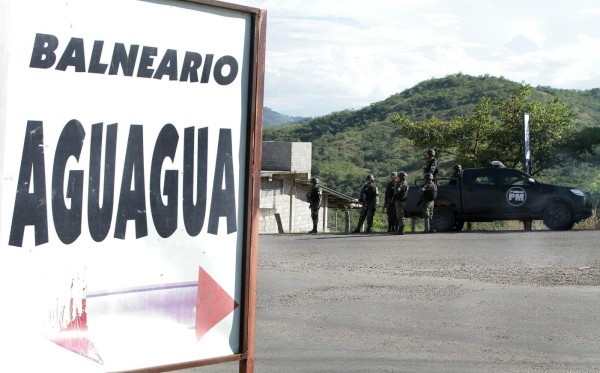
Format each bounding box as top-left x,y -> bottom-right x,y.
582,8 -> 600,15
239,0 -> 600,116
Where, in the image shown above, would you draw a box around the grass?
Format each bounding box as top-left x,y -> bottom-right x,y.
327,208 -> 599,232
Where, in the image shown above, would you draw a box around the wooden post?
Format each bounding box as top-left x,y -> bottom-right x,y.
274,213 -> 284,233
344,210 -> 350,233
239,9 -> 267,373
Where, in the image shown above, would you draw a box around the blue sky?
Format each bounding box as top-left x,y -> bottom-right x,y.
238,0 -> 600,117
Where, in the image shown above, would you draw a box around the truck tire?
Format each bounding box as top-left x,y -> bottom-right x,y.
543,203 -> 573,230
432,206 -> 455,232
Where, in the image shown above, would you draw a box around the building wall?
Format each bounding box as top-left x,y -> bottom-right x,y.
259,141 -> 338,234
259,176 -> 292,234
262,142 -> 311,172
259,176 -> 326,234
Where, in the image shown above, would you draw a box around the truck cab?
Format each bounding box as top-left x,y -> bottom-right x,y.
461,168 -> 538,217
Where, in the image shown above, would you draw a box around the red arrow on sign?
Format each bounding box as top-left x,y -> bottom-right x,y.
195,267 -> 239,340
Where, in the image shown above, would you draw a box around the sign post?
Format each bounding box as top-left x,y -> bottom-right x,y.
0,0 -> 265,371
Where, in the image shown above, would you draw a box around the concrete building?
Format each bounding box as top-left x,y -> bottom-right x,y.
260,141 -> 358,234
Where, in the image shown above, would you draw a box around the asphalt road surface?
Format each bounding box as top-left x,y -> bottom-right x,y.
196,230 -> 600,373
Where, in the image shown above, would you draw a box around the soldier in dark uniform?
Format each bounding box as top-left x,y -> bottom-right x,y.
423,149 -> 438,181
352,174 -> 379,233
393,171 -> 409,235
306,177 -> 322,233
383,172 -> 399,232
449,164 -> 462,186
420,173 -> 437,233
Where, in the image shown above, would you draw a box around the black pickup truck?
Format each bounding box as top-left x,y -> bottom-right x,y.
404,167 -> 593,231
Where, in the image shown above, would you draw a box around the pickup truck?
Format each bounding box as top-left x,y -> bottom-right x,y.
404,167 -> 593,231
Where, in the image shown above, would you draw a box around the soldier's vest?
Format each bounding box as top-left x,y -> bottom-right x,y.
361,186 -> 377,205
394,182 -> 409,202
421,184 -> 437,202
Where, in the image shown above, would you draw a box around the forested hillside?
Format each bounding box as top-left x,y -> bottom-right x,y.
263,74 -> 600,205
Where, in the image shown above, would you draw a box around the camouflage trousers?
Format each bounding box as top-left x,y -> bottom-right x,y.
386,203 -> 398,230
394,201 -> 406,232
422,201 -> 434,232
357,205 -> 376,229
310,209 -> 319,226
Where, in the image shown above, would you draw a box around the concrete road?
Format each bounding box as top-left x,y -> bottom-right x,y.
197,230 -> 600,372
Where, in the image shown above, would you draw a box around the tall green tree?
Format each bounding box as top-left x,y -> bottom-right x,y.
393,85 -> 576,175
565,126 -> 600,157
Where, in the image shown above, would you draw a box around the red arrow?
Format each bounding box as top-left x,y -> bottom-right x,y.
195,267 -> 239,340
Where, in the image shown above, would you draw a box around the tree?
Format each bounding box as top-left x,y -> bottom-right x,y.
393,85 -> 576,175
565,126 -> 600,157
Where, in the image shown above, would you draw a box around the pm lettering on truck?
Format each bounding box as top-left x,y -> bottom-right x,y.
507,187 -> 527,206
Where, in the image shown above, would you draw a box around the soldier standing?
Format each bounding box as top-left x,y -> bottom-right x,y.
423,149 -> 439,180
449,164 -> 462,186
352,174 -> 379,233
394,171 -> 409,235
420,173 -> 437,233
306,177 -> 322,234
383,172 -> 399,232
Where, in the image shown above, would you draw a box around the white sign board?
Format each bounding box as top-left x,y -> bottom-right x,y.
0,0 -> 259,371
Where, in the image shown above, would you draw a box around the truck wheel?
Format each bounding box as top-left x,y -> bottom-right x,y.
432,206 -> 455,232
543,203 -> 573,230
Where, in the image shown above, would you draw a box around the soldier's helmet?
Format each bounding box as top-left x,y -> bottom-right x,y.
398,171 -> 408,180
424,173 -> 434,181
453,164 -> 462,171
427,149 -> 435,157
310,177 -> 318,184
366,174 -> 374,181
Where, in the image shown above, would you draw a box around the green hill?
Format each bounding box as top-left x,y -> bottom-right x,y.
263,107 -> 310,128
263,74 -> 600,204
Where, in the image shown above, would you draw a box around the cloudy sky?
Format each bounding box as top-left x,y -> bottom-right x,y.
237,0 -> 600,117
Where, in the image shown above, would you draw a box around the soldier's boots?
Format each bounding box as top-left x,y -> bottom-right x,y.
354,218 -> 366,234
308,223 -> 317,234
366,226 -> 372,233
424,220 -> 431,233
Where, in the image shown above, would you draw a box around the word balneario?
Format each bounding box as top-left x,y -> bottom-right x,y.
9,121 -> 238,247
29,33 -> 239,85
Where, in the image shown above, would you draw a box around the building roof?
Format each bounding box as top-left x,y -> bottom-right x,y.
296,179 -> 360,209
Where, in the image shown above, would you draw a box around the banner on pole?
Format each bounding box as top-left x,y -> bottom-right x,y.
523,112 -> 531,174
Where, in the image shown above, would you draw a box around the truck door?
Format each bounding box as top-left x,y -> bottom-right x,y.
497,169 -> 538,217
461,169 -> 498,215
